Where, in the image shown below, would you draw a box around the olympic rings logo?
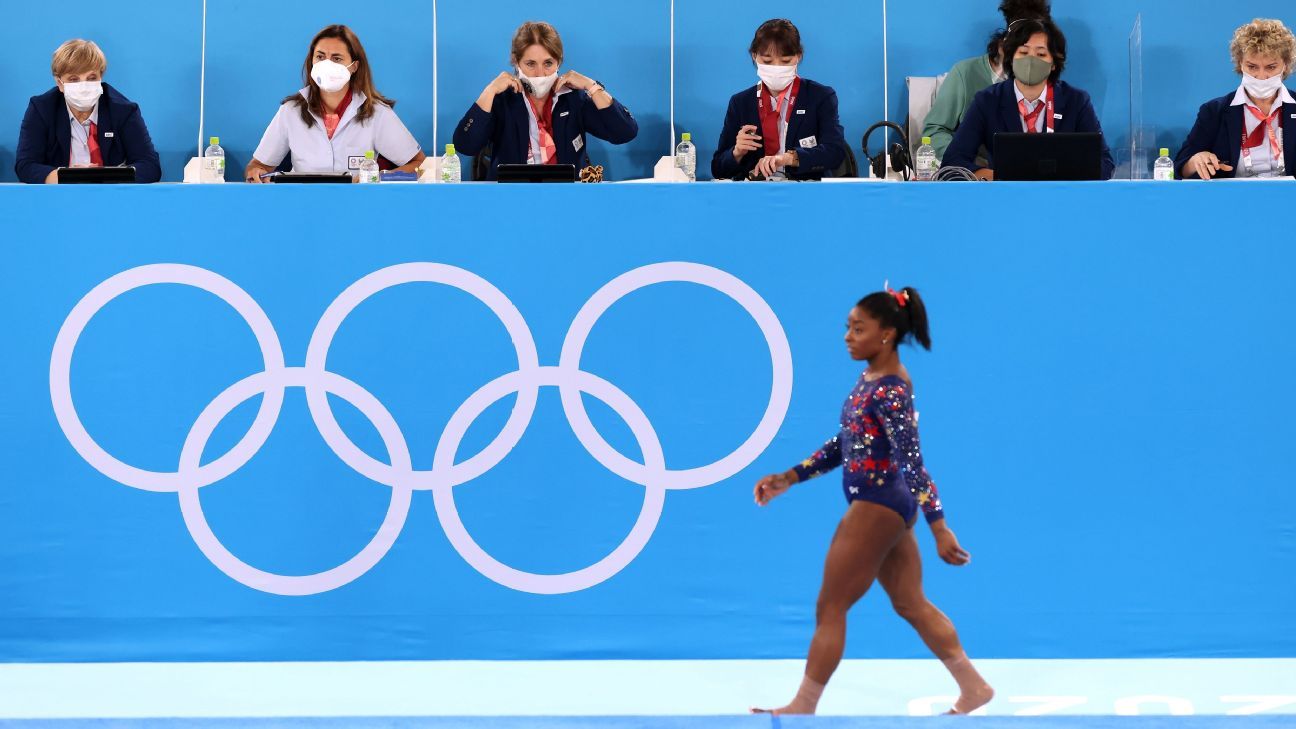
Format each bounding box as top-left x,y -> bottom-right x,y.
49,263 -> 793,596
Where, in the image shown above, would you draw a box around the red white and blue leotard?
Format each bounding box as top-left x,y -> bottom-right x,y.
793,373 -> 944,525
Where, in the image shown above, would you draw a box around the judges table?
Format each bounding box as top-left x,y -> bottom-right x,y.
0,181 -> 1292,664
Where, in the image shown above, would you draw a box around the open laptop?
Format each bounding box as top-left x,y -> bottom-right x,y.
993,133 -> 1104,181
57,166 -> 136,184
266,172 -> 354,184
497,164 -> 577,183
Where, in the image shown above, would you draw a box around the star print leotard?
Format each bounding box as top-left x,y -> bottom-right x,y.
793,373 -> 944,525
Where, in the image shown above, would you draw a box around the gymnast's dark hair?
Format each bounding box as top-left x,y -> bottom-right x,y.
988,0 -> 1052,64
857,288 -> 931,351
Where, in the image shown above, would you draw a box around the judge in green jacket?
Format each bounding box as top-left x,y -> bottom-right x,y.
922,0 -> 1051,163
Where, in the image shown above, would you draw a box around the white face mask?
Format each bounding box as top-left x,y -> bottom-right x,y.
311,60 -> 354,93
62,81 -> 103,112
518,66 -> 559,98
1243,72 -> 1285,101
757,63 -> 798,92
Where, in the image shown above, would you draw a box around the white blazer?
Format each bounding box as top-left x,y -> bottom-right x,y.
253,89 -> 421,174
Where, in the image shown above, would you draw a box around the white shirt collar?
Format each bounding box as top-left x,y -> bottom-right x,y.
1013,81 -> 1047,109
1230,82 -> 1296,108
66,102 -> 99,126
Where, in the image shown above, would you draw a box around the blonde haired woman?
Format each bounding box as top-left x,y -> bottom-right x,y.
246,24 -> 425,182
1176,18 -> 1296,180
16,39 -> 161,184
452,21 -> 637,180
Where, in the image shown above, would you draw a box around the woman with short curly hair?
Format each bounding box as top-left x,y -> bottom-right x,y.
1175,18 -> 1296,180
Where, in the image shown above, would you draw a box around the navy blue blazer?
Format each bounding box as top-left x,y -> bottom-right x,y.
15,82 -> 162,184
1174,90 -> 1296,179
453,88 -> 638,180
711,78 -> 847,180
944,79 -> 1115,180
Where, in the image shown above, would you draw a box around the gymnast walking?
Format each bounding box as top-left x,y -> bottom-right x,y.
752,287 -> 993,716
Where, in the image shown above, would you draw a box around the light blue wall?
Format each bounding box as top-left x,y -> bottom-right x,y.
1,1 -> 1292,180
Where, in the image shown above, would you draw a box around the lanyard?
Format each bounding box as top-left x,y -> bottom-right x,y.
1241,104 -> 1284,174
1017,84 -> 1055,134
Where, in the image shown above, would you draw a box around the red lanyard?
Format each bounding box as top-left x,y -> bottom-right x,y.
1242,104 -> 1283,169
757,77 -> 800,156
1017,84 -> 1055,134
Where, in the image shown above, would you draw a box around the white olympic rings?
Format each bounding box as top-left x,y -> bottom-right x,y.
49,262 -> 792,595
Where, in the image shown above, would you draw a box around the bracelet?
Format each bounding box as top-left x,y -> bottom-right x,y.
588,84 -> 606,96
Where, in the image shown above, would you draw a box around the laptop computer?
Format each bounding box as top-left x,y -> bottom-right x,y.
497,164 -> 577,183
993,133 -> 1104,181
266,172 -> 355,184
57,166 -> 137,184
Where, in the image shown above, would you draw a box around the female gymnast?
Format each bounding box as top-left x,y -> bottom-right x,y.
752,287 -> 993,716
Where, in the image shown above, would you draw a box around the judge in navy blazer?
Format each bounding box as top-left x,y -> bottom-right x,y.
712,19 -> 847,181
1175,19 -> 1296,180
944,18 -> 1114,180
453,21 -> 637,180
16,39 -> 161,184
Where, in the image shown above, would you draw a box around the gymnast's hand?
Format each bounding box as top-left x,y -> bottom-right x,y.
754,469 -> 797,506
933,523 -> 972,566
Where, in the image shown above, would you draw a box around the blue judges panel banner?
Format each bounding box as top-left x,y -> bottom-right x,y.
0,183 -> 1293,663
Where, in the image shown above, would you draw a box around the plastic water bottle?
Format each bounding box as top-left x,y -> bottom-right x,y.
202,136 -> 225,184
358,150 -> 380,184
441,143 -> 462,183
915,136 -> 938,181
675,132 -> 697,182
1153,148 -> 1174,181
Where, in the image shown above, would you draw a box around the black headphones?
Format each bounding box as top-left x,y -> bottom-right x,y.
862,122 -> 912,181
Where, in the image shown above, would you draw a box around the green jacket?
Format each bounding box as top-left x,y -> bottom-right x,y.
923,54 -> 1001,162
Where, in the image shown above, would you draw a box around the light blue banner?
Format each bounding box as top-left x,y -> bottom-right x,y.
1,182 -> 1292,662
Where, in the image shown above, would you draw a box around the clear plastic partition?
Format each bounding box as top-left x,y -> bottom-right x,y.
1128,14 -> 1156,179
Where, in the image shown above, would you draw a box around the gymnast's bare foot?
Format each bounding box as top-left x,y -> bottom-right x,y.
751,677 -> 824,716
945,683 -> 995,714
